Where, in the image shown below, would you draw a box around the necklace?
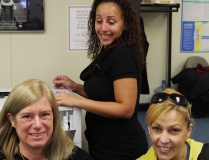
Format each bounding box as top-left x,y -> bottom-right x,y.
19,151 -> 47,160
19,151 -> 26,160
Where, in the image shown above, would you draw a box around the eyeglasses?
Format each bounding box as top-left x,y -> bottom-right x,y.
151,92 -> 188,107
89,64 -> 100,76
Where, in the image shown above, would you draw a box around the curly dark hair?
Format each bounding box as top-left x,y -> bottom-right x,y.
86,0 -> 146,68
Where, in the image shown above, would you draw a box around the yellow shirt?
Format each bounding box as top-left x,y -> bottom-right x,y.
136,138 -> 203,160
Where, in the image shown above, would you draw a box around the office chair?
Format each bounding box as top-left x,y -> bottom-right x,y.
185,56 -> 208,68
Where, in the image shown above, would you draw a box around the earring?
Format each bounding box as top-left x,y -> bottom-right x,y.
120,37 -> 125,44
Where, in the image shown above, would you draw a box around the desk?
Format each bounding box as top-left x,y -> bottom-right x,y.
141,3 -> 180,87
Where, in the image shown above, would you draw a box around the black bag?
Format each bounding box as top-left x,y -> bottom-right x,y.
191,91 -> 209,118
140,16 -> 150,94
171,68 -> 209,118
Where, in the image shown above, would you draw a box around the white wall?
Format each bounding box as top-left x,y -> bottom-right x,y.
1,0 -> 209,153
140,0 -> 209,103
140,11 -> 168,102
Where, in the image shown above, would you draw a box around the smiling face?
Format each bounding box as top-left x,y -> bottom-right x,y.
95,2 -> 125,48
7,97 -> 53,151
148,110 -> 192,160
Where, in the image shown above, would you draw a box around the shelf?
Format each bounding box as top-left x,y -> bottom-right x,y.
141,3 -> 180,12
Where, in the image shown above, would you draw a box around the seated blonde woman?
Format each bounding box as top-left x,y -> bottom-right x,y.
137,88 -> 209,160
0,79 -> 92,160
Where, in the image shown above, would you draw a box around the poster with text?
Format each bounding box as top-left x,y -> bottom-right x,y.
181,0 -> 209,52
68,5 -> 91,52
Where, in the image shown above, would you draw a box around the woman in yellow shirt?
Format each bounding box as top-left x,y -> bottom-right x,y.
137,88 -> 209,160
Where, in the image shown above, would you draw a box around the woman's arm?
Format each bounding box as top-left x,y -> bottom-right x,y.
72,83 -> 88,98
55,77 -> 137,119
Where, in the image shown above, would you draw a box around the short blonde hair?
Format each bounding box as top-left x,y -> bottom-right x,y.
146,88 -> 193,128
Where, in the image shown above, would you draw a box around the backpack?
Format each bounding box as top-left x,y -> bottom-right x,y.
171,68 -> 209,118
191,91 -> 209,118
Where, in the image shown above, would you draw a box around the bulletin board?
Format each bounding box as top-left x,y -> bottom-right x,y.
180,0 -> 209,52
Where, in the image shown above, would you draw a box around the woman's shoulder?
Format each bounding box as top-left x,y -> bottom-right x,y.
109,45 -> 137,60
112,45 -> 135,53
69,146 -> 93,160
0,152 -> 7,159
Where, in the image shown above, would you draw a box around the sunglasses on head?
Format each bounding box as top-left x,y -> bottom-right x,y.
151,92 -> 188,107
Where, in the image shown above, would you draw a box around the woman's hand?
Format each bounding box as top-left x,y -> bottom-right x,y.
54,92 -> 80,107
53,75 -> 87,98
53,75 -> 76,91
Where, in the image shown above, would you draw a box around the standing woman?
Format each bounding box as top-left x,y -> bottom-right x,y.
53,0 -> 148,159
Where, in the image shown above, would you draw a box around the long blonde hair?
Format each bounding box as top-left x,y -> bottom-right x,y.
0,79 -> 74,160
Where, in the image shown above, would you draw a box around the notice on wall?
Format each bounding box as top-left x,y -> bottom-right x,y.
181,0 -> 209,53
68,5 -> 91,52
